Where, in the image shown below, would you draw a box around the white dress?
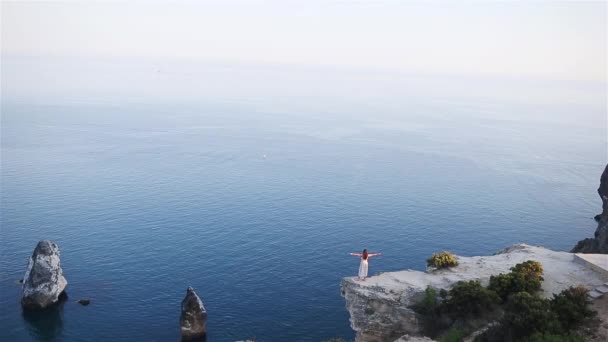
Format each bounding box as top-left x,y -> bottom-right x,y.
358,258 -> 369,278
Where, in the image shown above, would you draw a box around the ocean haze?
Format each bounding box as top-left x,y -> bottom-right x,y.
0,56 -> 606,341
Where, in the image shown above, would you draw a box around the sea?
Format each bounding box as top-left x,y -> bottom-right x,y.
1,56 -> 606,341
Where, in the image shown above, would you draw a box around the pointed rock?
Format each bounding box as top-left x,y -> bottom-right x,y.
180,287 -> 207,341
21,240 -> 68,310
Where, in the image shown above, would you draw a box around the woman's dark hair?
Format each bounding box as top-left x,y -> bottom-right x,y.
362,249 -> 368,260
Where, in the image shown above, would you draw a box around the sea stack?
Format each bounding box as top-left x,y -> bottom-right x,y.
21,240 -> 68,310
180,287 -> 208,341
572,164 -> 608,253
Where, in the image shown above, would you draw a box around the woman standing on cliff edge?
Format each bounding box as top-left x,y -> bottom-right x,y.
350,249 -> 382,280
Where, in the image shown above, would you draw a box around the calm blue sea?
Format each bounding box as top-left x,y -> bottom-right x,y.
1,57 -> 606,341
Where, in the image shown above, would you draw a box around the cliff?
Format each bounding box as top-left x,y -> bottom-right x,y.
341,244 -> 608,342
572,164 -> 608,253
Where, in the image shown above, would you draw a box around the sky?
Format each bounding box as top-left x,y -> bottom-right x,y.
1,0 -> 606,82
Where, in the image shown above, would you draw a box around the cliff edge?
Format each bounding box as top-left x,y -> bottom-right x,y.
341,244 -> 608,342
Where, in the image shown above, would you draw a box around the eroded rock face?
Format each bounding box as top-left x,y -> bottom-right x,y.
21,240 -> 68,310
180,287 -> 207,341
341,244 -> 606,342
572,164 -> 608,254
341,278 -> 424,342
572,219 -> 608,254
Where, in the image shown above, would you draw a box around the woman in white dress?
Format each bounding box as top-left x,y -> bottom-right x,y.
350,249 -> 382,280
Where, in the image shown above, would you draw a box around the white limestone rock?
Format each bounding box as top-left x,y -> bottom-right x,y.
21,240 -> 68,310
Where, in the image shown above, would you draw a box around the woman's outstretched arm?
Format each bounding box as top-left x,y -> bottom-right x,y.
349,253 -> 362,256
368,253 -> 382,257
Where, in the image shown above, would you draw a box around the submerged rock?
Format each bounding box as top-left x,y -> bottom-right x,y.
572,164 -> 608,253
21,240 -> 68,310
180,287 -> 207,341
77,299 -> 91,306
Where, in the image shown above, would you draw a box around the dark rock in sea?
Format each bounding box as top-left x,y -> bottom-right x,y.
18,279 -> 24,284
21,240 -> 68,310
597,165 -> 608,217
180,287 -> 207,341
572,164 -> 608,254
77,299 -> 91,306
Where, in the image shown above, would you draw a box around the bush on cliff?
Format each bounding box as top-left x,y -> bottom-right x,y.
503,292 -> 560,339
427,251 -> 459,269
439,280 -> 499,319
413,286 -> 439,316
488,260 -> 544,302
482,286 -> 595,341
438,327 -> 466,342
511,260 -> 544,291
549,285 -> 595,332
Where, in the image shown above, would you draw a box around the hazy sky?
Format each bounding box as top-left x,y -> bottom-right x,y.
1,1 -> 606,81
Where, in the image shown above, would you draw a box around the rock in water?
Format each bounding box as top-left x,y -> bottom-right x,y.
21,240 -> 68,310
180,287 -> 207,341
600,164 -> 608,215
77,299 -> 91,306
572,164 -> 608,253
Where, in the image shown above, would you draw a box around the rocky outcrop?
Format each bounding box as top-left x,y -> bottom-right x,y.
572,164 -> 608,253
180,287 -> 208,341
572,219 -> 608,253
21,240 -> 68,310
341,244 -> 607,342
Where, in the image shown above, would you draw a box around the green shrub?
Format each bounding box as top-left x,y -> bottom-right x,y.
488,260 -> 544,302
550,285 -> 595,332
503,292 -> 561,339
412,286 -> 448,336
427,251 -> 459,269
487,273 -> 514,301
414,286 -> 438,315
439,280 -> 499,319
474,283 -> 594,342
511,260 -> 544,292
439,327 -> 466,342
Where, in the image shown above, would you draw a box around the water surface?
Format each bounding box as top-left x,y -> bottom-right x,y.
1,57 -> 606,341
